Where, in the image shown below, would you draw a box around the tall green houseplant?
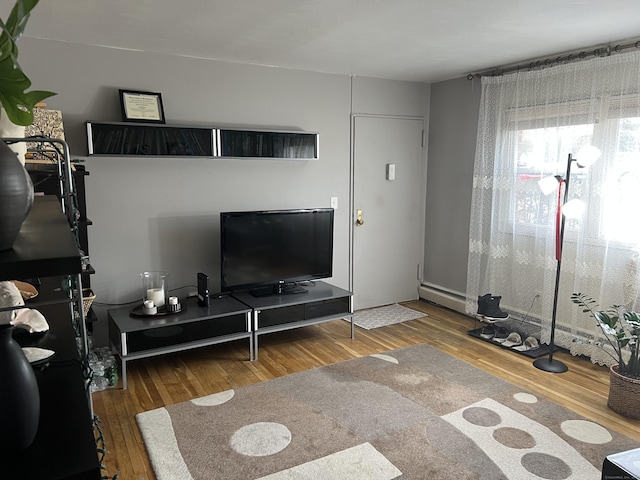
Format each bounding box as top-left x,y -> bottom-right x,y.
0,0 -> 55,126
571,293 -> 640,379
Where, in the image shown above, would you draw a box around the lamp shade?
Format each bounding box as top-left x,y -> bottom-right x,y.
562,199 -> 585,219
538,175 -> 560,195
576,145 -> 601,167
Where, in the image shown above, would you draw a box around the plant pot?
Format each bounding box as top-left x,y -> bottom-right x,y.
608,364 -> 640,419
0,324 -> 40,451
0,139 -> 34,250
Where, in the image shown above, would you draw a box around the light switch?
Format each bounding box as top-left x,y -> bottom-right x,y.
386,163 -> 396,181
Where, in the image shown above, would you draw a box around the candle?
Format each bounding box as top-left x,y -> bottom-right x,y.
146,288 -> 165,307
142,299 -> 157,315
168,296 -> 178,305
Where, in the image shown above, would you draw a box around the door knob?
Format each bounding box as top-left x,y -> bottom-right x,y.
356,209 -> 364,226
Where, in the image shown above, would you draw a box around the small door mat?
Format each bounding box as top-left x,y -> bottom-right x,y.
352,303 -> 425,330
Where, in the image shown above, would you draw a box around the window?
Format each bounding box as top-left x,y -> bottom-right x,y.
468,53 -> 640,364
602,117 -> 640,245
514,124 -> 594,228
512,97 -> 640,247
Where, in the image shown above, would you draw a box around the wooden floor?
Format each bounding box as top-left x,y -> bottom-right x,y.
92,300 -> 640,480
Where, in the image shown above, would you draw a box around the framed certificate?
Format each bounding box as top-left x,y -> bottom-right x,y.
119,89 -> 166,123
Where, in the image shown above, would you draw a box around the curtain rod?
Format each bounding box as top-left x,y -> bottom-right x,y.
467,37 -> 640,80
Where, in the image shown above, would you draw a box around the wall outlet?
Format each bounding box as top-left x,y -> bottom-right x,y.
330,196 -> 338,209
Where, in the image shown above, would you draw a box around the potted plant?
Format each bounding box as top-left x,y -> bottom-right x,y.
0,0 -> 55,250
0,0 -> 55,126
571,292 -> 640,419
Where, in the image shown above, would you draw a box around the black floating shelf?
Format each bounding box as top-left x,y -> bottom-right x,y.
467,327 -> 559,359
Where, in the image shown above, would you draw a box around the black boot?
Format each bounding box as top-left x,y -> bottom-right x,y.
476,293 -> 492,318
484,295 -> 509,322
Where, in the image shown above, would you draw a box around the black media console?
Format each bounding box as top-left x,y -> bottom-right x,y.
232,281 -> 353,359
108,281 -> 353,388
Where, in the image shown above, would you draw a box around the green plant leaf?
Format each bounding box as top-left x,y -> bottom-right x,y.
0,0 -> 56,126
572,292 -> 630,371
594,311 -> 618,328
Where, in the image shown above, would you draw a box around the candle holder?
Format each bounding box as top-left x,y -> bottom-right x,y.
166,296 -> 181,313
140,271 -> 169,309
142,300 -> 157,315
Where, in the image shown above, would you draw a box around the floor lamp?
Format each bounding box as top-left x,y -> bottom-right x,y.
534,145 -> 601,373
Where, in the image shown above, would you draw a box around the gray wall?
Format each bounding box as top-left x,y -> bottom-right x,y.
352,76 -> 430,118
18,38 -> 429,345
423,77 -> 481,296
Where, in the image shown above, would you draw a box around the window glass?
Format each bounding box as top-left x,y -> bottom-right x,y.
603,117 -> 640,245
514,124 -> 594,228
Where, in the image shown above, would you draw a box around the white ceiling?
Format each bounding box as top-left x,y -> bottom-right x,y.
12,0 -> 640,83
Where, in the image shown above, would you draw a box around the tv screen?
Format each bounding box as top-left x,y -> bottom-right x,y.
220,208 -> 334,296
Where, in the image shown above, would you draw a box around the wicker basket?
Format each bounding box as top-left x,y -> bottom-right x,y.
81,288 -> 96,317
608,365 -> 640,419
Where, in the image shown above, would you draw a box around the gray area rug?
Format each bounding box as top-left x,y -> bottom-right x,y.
136,344 -> 639,480
351,303 -> 425,329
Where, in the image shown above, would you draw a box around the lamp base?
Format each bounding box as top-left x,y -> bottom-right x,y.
533,357 -> 568,373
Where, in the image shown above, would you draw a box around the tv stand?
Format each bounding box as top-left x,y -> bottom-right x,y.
232,281 -> 353,359
106,282 -> 352,387
250,282 -> 308,297
107,296 -> 253,389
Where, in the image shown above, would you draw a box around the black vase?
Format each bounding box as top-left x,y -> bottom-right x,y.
0,324 -> 40,452
0,140 -> 34,250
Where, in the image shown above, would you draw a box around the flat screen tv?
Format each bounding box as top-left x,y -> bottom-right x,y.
220,208 -> 334,297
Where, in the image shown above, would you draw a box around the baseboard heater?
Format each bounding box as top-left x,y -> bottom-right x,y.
418,283 -> 466,314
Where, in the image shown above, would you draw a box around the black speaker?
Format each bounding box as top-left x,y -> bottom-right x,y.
197,272 -> 210,307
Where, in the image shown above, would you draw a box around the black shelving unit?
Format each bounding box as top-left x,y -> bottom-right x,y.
25,140 -> 97,334
27,162 -> 95,287
0,196 -> 100,479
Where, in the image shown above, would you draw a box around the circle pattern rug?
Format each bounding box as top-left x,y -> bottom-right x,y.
136,343 -> 639,479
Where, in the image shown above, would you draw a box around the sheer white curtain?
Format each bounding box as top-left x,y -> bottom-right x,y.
467,50 -> 640,365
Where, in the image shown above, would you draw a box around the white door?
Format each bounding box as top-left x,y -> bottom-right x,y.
352,115 -> 425,310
